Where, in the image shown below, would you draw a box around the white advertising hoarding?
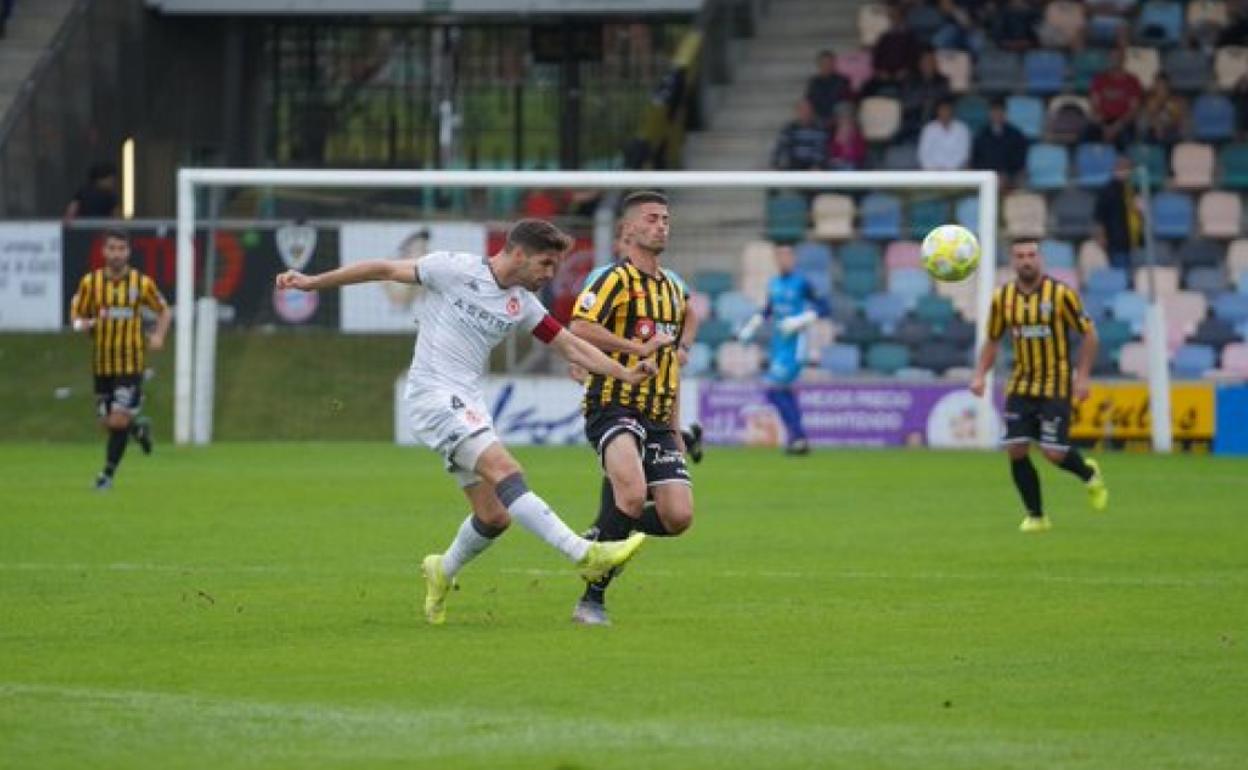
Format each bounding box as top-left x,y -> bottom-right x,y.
340,222 -> 488,333
0,222 -> 63,331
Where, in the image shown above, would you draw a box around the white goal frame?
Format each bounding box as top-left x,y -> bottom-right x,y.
175,168 -> 1001,447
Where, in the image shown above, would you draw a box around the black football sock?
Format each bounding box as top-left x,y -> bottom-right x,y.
582,478 -> 637,605
1057,448 -> 1095,482
637,503 -> 673,536
103,429 -> 130,478
1010,455 -> 1043,516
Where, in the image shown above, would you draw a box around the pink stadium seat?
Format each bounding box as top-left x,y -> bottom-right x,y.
1050,267 -> 1080,288
860,96 -> 901,142
689,291 -> 712,323
835,50 -> 874,93
1197,191 -> 1242,238
1118,341 -> 1149,378
1221,342 -> 1248,375
1214,46 -> 1248,90
1163,290 -> 1209,337
715,341 -> 763,380
1004,191 -> 1047,238
884,240 -> 923,271
1134,265 -> 1179,297
935,276 -> 977,318
935,49 -> 971,93
1171,142 -> 1215,190
1227,239 -> 1248,282
1079,239 -> 1109,280
1126,46 -> 1160,88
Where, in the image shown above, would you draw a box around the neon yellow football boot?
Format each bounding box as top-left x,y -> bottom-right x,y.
1085,458 -> 1108,512
578,531 -> 646,582
421,553 -> 455,625
1019,514 -> 1053,533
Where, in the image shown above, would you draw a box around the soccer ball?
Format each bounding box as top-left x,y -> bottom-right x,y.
921,224 -> 981,282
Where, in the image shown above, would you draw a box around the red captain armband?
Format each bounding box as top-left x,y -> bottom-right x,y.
531,314 -> 563,344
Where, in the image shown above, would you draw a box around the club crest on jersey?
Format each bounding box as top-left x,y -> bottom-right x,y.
506,296 -> 521,317
635,318 -> 655,339
276,223 -> 317,271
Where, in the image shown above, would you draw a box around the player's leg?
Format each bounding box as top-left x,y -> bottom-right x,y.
764,357 -> 808,454
643,428 -> 694,536
95,377 -> 140,490
1037,400 -> 1108,511
1003,396 -> 1048,531
421,479 -> 511,625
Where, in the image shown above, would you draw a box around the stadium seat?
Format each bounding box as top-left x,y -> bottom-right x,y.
715,341 -> 763,380
1214,45 -> 1248,91
1071,49 -> 1108,90
1024,50 -> 1068,94
1006,95 -> 1045,140
840,239 -> 881,270
1171,142 -> 1215,190
865,342 -> 911,374
698,318 -> 736,348
912,342 -> 967,374
864,292 -> 909,333
1047,94 -> 1091,143
811,194 -> 854,241
689,291 -> 712,324
1087,267 -> 1129,297
1135,265 -> 1179,296
955,94 -> 990,134
887,268 -> 932,309
800,267 -> 833,298
1118,341 -> 1150,378
1098,318 -> 1135,354
835,49 -> 874,93
944,317 -> 976,348
684,342 -> 713,377
1042,0 -> 1087,49
1198,191 -> 1242,239
795,242 -> 833,274
1041,239 -> 1076,268
907,3 -> 945,42
1177,237 -> 1223,267
858,3 -> 891,46
1050,266 -> 1081,288
1187,1 -> 1229,45
1228,240 -> 1248,282
1151,192 -> 1194,239
1191,94 -> 1236,142
1186,266 -> 1230,297
885,240 -> 923,271
882,143 -> 919,170
1004,192 -> 1047,238
1220,144 -> 1248,190
841,269 -> 879,300
907,198 -> 949,239
1221,342 -> 1248,376
1112,291 -> 1149,334
915,293 -> 956,329
954,195 -> 979,229
1052,188 -> 1097,239
1172,343 -> 1216,378
694,270 -> 735,298
1129,143 -> 1167,186
1191,317 -> 1240,350
1213,292 -> 1248,324
1125,46 -> 1161,88
820,343 -> 861,375
861,193 -> 902,240
936,277 -> 977,319
860,97 -> 901,142
1027,143 -> 1069,189
1088,14 -> 1128,48
1074,142 -> 1117,187
715,291 -> 759,328
935,49 -> 971,93
766,193 -> 808,242
1164,291 -> 1210,337
978,48 -> 1023,93
894,318 -> 933,349
1162,47 -> 1211,92
1136,1 -> 1184,47
1079,239 -> 1110,280
837,316 -> 882,346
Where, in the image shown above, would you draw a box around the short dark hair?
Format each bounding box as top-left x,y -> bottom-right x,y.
620,190 -> 668,218
505,218 -> 573,255
1010,237 -> 1041,251
101,228 -> 130,244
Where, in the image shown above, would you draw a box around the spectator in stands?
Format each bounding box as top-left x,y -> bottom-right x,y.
1093,155 -> 1143,270
900,50 -> 951,139
1086,47 -> 1141,149
827,105 -> 867,170
873,5 -> 924,84
771,98 -> 828,171
918,97 -> 971,170
63,162 -> 119,222
987,0 -> 1040,52
1136,73 -> 1188,148
931,0 -> 980,51
972,98 -> 1028,187
805,50 -> 852,124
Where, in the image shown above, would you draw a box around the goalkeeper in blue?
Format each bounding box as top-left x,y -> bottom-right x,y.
737,245 -> 829,455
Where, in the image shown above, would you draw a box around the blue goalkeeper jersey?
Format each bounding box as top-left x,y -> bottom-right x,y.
764,272 -> 829,385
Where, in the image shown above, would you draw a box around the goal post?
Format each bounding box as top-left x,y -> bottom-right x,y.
174,168 -> 1002,447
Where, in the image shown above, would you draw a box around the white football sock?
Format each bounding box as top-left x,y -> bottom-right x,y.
506,491 -> 590,562
441,515 -> 500,578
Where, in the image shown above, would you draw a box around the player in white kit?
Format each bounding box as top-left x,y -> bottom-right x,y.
276,219 -> 654,624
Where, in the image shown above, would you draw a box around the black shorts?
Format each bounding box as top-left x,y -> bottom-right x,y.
94,375 -> 143,418
584,405 -> 691,487
1003,394 -> 1071,450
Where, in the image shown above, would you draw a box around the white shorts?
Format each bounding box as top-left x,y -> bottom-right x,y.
406,387 -> 498,488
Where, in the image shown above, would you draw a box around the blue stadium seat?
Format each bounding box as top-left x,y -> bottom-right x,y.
887,268 -> 933,309
1185,266 -> 1229,298
820,343 -> 861,375
684,342 -> 714,377
766,193 -> 809,242
714,291 -> 759,327
1026,143 -> 1069,190
1040,239 -> 1076,268
1006,95 -> 1045,140
841,268 -> 879,300
915,293 -> 956,328
1191,94 -> 1235,142
1112,291 -> 1149,334
1129,143 -> 1167,185
860,193 -> 903,240
954,195 -> 979,229
1084,293 -> 1111,320
1098,318 -> 1134,354
1075,142 -> 1117,188
1172,343 -> 1215,378
800,268 -> 833,298
1163,48 -> 1210,92
698,318 -> 736,348
1052,188 -> 1097,239
1220,144 -> 1248,190
1071,49 -> 1108,90
694,270 -> 736,298
1177,238 -> 1223,267
839,239 -> 881,270
1023,50 -> 1068,94
908,198 -> 949,239
864,292 -> 909,333
1151,192 -> 1194,239
1088,15 -> 1127,47
795,242 -> 833,274
1087,267 -> 1129,297
865,342 -> 911,374
977,48 -> 1022,93
1136,1 -> 1184,47
955,94 -> 991,134
1213,292 -> 1248,324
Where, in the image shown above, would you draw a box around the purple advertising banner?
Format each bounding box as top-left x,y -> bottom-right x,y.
699,381 -> 1001,449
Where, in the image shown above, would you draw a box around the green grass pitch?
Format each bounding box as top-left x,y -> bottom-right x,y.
1,443 -> 1245,769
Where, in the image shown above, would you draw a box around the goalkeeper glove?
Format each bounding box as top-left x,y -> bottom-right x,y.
778,310 -> 817,335
737,313 -> 763,342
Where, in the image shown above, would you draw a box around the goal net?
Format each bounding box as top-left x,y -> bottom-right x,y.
173,169 -> 1002,448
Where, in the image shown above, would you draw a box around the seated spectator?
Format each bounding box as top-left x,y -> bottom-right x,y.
1137,73 -> 1188,148
972,97 -> 1028,186
805,50 -> 852,124
899,50 -> 951,139
1093,155 -> 1143,270
1086,47 -> 1142,149
827,105 -> 867,170
931,0 -> 980,51
63,162 -> 119,222
918,97 -> 971,170
771,98 -> 828,170
988,0 -> 1040,52
873,5 -> 924,83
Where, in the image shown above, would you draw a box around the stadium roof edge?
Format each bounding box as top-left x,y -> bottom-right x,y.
145,0 -> 704,15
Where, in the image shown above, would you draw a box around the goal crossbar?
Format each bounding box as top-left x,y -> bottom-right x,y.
175,168 -> 1000,445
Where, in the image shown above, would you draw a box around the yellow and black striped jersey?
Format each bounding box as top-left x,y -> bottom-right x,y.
70,268 -> 167,376
988,275 -> 1093,400
573,261 -> 687,424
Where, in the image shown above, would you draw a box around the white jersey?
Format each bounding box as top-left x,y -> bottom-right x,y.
405,250 -> 556,401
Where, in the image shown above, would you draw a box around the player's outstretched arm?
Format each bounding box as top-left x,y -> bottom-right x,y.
276,258 -> 420,292
550,328 -> 657,385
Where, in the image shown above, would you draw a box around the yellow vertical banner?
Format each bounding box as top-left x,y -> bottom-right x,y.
1070,382 -> 1216,440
